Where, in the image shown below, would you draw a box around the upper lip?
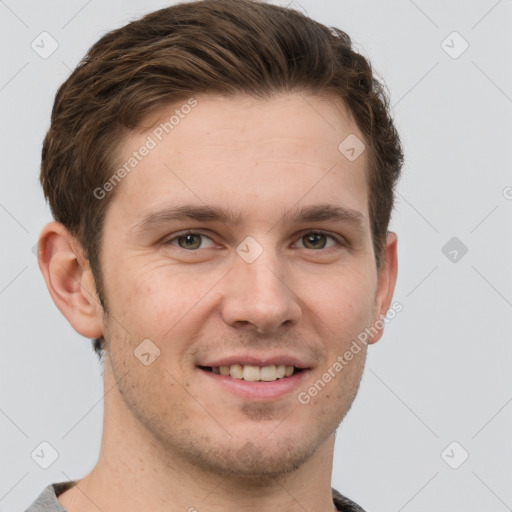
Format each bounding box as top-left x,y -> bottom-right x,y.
199,354 -> 312,369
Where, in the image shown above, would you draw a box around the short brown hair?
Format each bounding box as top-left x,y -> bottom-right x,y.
40,0 -> 404,360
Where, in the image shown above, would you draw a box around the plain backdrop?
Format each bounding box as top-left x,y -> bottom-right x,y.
1,1 -> 511,511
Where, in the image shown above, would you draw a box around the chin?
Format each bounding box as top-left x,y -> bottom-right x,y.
194,443 -> 315,480
173,425 -> 333,482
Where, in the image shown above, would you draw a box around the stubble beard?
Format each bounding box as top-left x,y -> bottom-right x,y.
102,316 -> 364,485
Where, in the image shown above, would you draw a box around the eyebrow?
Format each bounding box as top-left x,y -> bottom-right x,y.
130,203 -> 366,234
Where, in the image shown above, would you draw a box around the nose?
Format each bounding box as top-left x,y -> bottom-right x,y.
220,246 -> 302,335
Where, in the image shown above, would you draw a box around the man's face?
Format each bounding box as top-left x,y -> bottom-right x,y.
97,92 -> 392,477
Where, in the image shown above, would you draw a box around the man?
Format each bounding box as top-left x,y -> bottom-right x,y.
29,0 -> 403,510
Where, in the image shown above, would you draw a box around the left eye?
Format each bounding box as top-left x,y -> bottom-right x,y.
164,231 -> 340,251
295,231 -> 340,250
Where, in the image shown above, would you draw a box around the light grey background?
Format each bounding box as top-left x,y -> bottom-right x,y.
1,1 -> 511,511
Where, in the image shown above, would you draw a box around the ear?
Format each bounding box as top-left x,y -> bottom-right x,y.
367,231 -> 398,345
37,221 -> 104,339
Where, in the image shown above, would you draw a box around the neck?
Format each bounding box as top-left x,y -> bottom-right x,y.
58,361 -> 338,512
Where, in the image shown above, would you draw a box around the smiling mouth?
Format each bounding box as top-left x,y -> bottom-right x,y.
198,364 -> 304,382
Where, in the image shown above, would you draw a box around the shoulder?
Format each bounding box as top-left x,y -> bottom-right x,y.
332,487 -> 367,512
25,481 -> 76,512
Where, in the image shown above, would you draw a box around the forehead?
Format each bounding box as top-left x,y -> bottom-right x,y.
107,92 -> 370,229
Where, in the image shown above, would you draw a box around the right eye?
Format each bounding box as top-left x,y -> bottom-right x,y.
161,231 -> 217,251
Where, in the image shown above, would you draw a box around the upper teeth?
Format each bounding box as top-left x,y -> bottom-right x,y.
211,364 -> 295,381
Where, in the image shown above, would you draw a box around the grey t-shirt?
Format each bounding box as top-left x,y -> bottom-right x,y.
25,481 -> 367,512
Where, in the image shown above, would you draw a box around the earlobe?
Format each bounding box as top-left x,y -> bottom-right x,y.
37,221 -> 104,339
367,231 -> 398,345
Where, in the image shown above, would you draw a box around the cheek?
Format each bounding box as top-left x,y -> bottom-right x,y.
108,262 -> 213,344
306,266 -> 376,335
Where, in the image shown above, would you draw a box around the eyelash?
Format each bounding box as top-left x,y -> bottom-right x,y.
161,230 -> 345,253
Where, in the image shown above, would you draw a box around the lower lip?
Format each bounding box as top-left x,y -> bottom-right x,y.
199,368 -> 310,401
